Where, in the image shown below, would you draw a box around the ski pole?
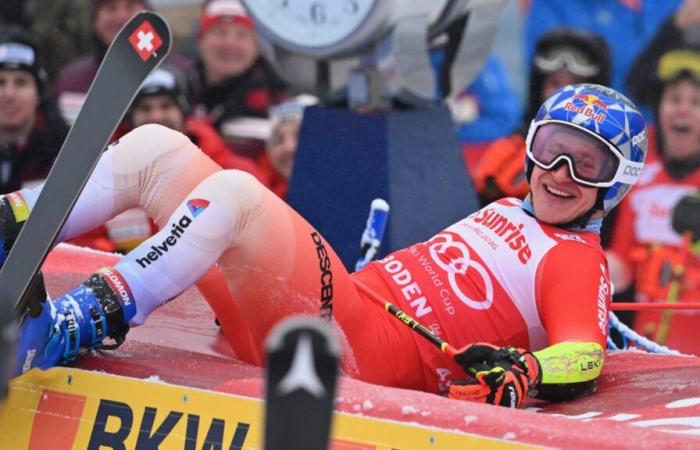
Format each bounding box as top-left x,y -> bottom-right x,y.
352,278 -> 459,358
355,274 -> 700,357
351,201 -> 462,355
355,199 -> 390,271
354,278 -> 700,356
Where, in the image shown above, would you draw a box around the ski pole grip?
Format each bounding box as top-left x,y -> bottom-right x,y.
355,199 -> 390,271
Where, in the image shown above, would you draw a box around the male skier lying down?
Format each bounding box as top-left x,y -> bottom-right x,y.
1,84 -> 647,407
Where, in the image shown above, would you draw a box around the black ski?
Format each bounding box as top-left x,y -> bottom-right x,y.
0,12 -> 171,396
264,317 -> 340,450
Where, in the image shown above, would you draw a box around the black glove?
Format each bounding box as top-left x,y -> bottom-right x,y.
448,343 -> 541,408
672,193 -> 700,241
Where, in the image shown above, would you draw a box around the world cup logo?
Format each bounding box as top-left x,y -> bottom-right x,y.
428,233 -> 494,310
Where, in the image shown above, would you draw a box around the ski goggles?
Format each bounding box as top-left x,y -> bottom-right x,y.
534,46 -> 600,77
525,120 -> 644,188
657,50 -> 700,82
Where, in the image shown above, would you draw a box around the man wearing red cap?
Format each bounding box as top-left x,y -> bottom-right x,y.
189,0 -> 287,156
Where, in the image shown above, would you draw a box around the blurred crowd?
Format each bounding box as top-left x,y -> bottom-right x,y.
1,0 -> 700,353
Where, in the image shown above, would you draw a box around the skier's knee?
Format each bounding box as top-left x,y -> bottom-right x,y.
112,123 -> 196,167
194,170 -> 265,215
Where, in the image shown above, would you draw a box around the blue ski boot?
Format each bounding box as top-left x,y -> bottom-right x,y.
15,269 -> 132,376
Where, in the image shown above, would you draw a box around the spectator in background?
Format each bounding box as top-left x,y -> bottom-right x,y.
0,1 -> 94,80
129,65 -> 261,176
51,0 -> 153,124
70,65 -> 263,253
0,28 -> 68,193
627,0 -> 700,129
189,0 -> 287,158
25,0 -> 93,81
259,94 -> 318,199
524,0 -> 681,99
607,47 -> 700,354
450,54 -> 521,198
450,55 -> 521,147
472,28 -> 610,207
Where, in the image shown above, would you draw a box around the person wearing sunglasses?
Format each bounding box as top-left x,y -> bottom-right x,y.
5,83 -> 646,408
474,28 -> 610,206
524,0 -> 682,96
627,0 -> 700,111
608,46 -> 700,353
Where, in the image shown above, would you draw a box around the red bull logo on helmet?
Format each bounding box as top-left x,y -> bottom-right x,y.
574,94 -> 608,111
565,93 -> 608,124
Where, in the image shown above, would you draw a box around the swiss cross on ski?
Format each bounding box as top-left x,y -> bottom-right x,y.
128,20 -> 163,61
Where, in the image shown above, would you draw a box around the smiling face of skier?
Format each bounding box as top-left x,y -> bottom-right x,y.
529,164 -> 600,225
527,123 -> 604,225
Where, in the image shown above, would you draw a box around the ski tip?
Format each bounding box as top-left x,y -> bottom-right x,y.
370,198 -> 390,212
264,316 -> 339,450
265,315 -> 341,358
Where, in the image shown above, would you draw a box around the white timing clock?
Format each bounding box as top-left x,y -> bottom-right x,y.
241,0 -> 506,107
242,0 -> 396,58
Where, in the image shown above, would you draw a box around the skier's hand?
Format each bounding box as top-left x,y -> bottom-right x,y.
448,343 -> 541,408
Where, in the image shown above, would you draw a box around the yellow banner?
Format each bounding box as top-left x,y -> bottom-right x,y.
0,368 -> 538,450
